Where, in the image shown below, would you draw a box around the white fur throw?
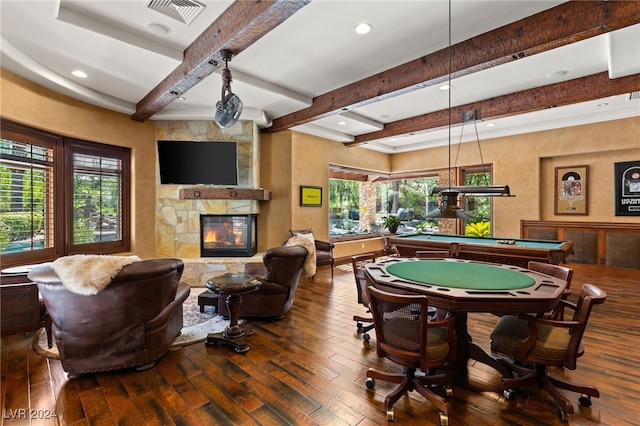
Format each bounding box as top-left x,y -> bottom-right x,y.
51,254 -> 141,295
286,236 -> 316,278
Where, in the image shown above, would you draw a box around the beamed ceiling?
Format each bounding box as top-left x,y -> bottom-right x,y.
1,1 -> 639,153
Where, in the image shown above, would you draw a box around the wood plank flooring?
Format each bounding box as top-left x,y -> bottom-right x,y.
1,262 -> 639,425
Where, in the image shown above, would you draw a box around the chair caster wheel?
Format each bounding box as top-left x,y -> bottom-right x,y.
442,385 -> 453,398
386,408 -> 396,422
356,322 -> 364,332
439,412 -> 449,426
365,378 -> 375,390
503,389 -> 517,401
578,394 -> 592,407
557,407 -> 570,422
363,333 -> 370,342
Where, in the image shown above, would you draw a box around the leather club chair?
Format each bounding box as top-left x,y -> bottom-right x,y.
216,245 -> 308,319
27,258 -> 190,378
289,229 -> 335,280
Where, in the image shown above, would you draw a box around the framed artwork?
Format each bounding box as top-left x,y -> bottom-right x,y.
300,185 -> 322,207
615,160 -> 640,216
555,165 -> 588,215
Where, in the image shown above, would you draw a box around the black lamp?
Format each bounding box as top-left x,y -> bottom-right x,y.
427,3 -> 512,219
426,0 -> 471,220
431,185 -> 511,197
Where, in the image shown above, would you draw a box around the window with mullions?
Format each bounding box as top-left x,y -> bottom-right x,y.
69,144 -> 126,250
461,166 -> 493,236
0,121 -> 130,268
328,174 -> 441,237
0,139 -> 55,257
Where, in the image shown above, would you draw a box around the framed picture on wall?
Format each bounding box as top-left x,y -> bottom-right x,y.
300,185 -> 322,207
555,165 -> 588,215
615,160 -> 640,216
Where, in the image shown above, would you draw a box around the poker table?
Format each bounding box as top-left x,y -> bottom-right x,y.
386,233 -> 573,268
364,258 -> 568,378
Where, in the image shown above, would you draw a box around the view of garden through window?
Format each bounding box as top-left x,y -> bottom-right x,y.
0,140 -> 53,254
329,169 -> 492,238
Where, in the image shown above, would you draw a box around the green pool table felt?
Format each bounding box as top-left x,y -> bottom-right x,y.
385,260 -> 536,290
397,234 -> 564,249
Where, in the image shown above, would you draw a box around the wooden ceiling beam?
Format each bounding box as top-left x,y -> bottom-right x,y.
345,72 -> 640,147
131,0 -> 310,122
266,1 -> 640,133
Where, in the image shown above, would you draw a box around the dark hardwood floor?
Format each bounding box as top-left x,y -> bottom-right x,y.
1,261 -> 639,425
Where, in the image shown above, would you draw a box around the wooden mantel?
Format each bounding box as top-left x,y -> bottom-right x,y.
179,187 -> 271,201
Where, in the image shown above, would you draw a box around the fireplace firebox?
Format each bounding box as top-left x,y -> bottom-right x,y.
200,214 -> 257,257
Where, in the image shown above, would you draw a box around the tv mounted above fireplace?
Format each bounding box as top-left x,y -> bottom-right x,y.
157,140 -> 238,185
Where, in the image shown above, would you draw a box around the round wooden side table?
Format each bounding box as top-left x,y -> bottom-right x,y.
204,273 -> 261,353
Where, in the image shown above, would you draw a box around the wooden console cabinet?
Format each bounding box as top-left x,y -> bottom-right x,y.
521,220 -> 640,270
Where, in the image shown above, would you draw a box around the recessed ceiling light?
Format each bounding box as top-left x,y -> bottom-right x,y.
440,84 -> 450,90
71,70 -> 87,78
146,22 -> 171,35
486,123 -> 496,127
338,121 -> 347,126
177,96 -> 186,101
355,23 -> 372,34
546,70 -> 569,79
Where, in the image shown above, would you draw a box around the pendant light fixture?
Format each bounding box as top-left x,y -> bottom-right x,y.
427,2 -> 512,219
427,0 -> 472,220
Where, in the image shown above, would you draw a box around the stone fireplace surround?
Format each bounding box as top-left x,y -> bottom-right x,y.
154,120 -> 265,287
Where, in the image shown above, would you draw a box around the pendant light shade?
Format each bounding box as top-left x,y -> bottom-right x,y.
427,189 -> 473,219
431,185 -> 511,197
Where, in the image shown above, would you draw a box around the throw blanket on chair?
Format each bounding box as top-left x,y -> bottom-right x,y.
286,236 -> 316,278
52,254 -> 141,295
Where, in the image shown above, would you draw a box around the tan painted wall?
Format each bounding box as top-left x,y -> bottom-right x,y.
1,69 -> 157,258
260,130 -> 390,248
259,130 -> 295,249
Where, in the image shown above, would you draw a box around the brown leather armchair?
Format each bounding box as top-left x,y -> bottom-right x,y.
28,258 -> 190,378
289,229 -> 335,280
216,245 -> 308,319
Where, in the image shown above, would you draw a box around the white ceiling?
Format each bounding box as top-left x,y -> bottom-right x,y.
1,0 -> 639,154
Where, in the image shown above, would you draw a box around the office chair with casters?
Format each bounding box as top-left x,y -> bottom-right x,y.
490,283 -> 606,421
351,254 -> 377,342
365,285 -> 454,425
415,250 -> 450,259
527,261 -> 574,320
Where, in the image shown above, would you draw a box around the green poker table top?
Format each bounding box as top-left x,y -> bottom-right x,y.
364,258 -> 568,313
385,260 -> 535,290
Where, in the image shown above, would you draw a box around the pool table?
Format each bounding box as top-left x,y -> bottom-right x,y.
387,233 -> 573,268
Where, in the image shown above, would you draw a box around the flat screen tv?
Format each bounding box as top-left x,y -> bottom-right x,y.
157,140 -> 238,185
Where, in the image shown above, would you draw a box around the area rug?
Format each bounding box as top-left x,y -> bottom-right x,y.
32,290 -> 239,359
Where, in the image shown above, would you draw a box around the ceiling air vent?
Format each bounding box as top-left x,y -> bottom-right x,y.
629,91 -> 640,101
146,0 -> 205,25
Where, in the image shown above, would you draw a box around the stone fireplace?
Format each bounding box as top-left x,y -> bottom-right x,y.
200,214 -> 257,257
154,121 -> 265,285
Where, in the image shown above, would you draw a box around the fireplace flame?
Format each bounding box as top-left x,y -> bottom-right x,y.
203,226 -> 242,247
